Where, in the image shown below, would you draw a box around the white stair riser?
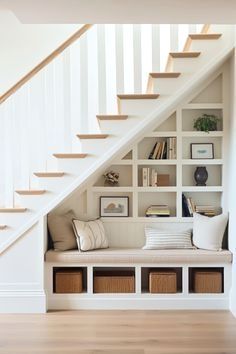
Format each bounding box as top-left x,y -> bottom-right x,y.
78,136 -> 120,155
190,39 -> 224,54
14,193 -> 54,211
151,75 -> 191,95
98,118 -> 141,134
35,174 -> 75,193
118,99 -> 160,116
55,156 -> 98,174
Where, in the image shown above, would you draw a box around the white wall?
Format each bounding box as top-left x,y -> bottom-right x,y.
228,51 -> 236,316
0,10 -> 79,95
0,217 -> 47,313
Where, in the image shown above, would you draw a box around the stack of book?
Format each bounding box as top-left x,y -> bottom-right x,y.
182,194 -> 216,217
195,206 -> 216,217
148,138 -> 177,160
146,205 -> 170,217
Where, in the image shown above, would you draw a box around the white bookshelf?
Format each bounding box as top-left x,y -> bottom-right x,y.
88,72 -> 226,225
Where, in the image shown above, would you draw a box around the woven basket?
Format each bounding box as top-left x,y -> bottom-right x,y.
54,268 -> 83,293
94,271 -> 135,293
193,269 -> 222,293
149,269 -> 177,293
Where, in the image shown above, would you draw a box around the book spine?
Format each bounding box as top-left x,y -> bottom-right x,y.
142,168 -> 148,187
151,169 -> 156,187
148,142 -> 157,159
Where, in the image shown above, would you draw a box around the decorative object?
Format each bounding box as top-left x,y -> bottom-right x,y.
143,227 -> 194,249
103,171 -> 119,186
194,113 -> 220,133
194,166 -> 208,186
156,174 -> 170,186
48,210 -> 77,251
192,212 -> 228,251
191,143 -> 214,159
72,219 -> 108,251
100,196 -> 129,217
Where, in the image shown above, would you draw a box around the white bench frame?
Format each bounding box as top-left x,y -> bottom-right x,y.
45,260 -> 232,310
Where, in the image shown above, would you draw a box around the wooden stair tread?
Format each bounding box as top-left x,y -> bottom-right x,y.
189,34 -> 221,40
0,208 -> 27,213
97,115 -> 128,120
149,73 -> 181,78
77,134 -> 108,139
0,225 -> 7,230
117,94 -> 159,100
53,153 -> 87,158
169,52 -> 201,58
34,172 -> 64,177
15,190 -> 46,195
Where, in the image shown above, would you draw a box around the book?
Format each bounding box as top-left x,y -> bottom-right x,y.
151,169 -> 156,187
142,168 -> 148,187
153,142 -> 161,159
146,205 -> 170,217
148,142 -> 157,159
182,194 -> 191,217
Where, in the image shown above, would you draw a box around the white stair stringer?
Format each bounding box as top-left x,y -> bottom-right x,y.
0,25 -> 234,256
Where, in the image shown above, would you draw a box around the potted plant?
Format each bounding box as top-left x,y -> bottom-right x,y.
193,114 -> 220,133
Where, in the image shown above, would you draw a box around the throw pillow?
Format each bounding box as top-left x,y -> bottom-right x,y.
47,210 -> 77,251
143,227 -> 194,250
72,218 -> 109,252
192,212 -> 228,251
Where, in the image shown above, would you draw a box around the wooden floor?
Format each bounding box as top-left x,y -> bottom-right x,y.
0,311 -> 236,353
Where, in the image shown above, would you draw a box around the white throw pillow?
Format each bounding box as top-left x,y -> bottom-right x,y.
143,227 -> 194,250
72,219 -> 109,252
192,213 -> 228,251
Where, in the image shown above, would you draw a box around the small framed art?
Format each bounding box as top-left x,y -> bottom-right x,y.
100,196 -> 129,217
191,143 -> 214,159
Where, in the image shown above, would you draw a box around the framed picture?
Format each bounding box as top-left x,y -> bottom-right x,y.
100,196 -> 129,217
191,143 -> 214,159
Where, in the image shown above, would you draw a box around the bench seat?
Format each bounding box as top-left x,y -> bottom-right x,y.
45,248 -> 232,264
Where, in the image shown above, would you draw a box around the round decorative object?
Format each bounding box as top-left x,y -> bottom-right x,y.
194,166 -> 208,186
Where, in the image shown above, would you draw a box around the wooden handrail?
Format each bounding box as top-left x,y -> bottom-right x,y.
0,24 -> 92,104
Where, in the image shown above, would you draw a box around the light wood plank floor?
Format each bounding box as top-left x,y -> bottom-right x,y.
0,311 -> 236,353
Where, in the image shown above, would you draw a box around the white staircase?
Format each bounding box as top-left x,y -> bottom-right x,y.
0,24 -> 234,255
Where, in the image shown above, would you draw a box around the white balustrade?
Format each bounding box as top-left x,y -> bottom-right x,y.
0,24 -> 199,207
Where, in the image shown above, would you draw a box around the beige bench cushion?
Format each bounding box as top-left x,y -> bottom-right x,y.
45,248 -> 232,264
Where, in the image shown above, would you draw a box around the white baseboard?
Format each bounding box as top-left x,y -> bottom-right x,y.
0,291 -> 46,313
48,296 -> 229,310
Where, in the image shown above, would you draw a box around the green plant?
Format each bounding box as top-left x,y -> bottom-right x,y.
194,114 -> 220,133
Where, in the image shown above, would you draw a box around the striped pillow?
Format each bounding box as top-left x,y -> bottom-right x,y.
72,219 -> 109,252
143,227 -> 194,250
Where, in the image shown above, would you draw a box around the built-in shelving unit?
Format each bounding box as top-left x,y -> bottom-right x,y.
88,73 -> 226,224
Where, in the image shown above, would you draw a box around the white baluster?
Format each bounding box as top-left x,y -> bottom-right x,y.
152,24 -> 160,73
115,24 -> 124,94
133,24 -> 142,93
97,25 -> 107,114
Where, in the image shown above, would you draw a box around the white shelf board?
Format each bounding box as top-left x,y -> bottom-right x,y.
182,186 -> 223,192
145,132 -> 177,138
101,217 -> 192,223
112,160 -> 133,165
137,159 -> 177,165
92,187 -> 133,192
182,131 -> 223,137
137,187 -> 177,192
182,103 -> 223,109
182,159 -> 223,165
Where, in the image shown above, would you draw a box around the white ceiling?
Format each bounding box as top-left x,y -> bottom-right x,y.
0,0 -> 236,24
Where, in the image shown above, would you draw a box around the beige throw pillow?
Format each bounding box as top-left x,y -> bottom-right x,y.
48,210 -> 77,251
72,219 -> 109,252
